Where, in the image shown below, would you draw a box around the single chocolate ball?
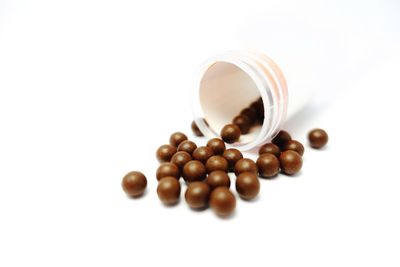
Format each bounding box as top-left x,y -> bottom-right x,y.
169,132 -> 188,147
234,158 -> 258,176
156,163 -> 180,181
184,181 -> 211,209
122,171 -> 147,197
250,99 -> 264,121
220,124 -> 241,144
209,187 -> 236,217
282,140 -> 305,156
235,172 -> 260,200
240,107 -> 258,124
205,170 -> 231,189
182,160 -> 207,183
177,140 -> 197,155
170,151 -> 192,170
156,144 -> 177,163
308,128 -> 328,149
279,150 -> 302,175
157,177 -> 181,205
258,143 -> 281,158
192,146 -> 214,164
232,115 -> 251,134
206,155 -> 229,173
222,148 -> 243,171
272,130 -> 292,148
206,138 -> 226,155
191,120 -> 203,137
256,153 -> 280,178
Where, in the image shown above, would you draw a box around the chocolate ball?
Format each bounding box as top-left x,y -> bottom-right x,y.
156,144 -> 177,163
256,153 -> 280,178
177,140 -> 197,155
308,128 -> 328,149
156,163 -> 180,181
282,140 -> 304,156
272,130 -> 292,148
182,160 -> 207,183
234,158 -> 258,176
240,107 -> 258,124
169,132 -> 188,147
122,171 -> 147,197
184,181 -> 211,209
209,187 -> 236,217
205,171 -> 231,189
250,99 -> 264,121
258,143 -> 281,158
157,177 -> 181,205
170,151 -> 192,170
191,120 -> 203,137
222,148 -> 243,171
279,150 -> 302,175
220,124 -> 241,144
192,146 -> 214,164
206,138 -> 226,155
206,155 -> 229,173
232,115 -> 251,134
235,172 -> 260,200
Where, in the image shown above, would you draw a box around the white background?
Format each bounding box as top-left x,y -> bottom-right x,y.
1,0 -> 400,266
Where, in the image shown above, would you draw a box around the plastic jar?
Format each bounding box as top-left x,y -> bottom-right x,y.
191,50 -> 313,151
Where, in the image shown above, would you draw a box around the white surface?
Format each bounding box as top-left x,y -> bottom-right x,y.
0,0 -> 399,266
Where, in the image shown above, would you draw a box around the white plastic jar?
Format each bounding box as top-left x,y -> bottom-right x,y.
191,50 -> 313,151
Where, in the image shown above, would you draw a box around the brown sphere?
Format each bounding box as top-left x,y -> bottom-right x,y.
308,128 -> 328,149
240,107 -> 258,124
122,171 -> 147,197
157,177 -> 181,205
206,138 -> 226,155
279,150 -> 303,175
182,160 -> 207,183
250,99 -> 264,121
232,115 -> 251,134
282,140 -> 305,156
235,172 -> 260,200
170,151 -> 192,170
169,132 -> 188,147
220,124 -> 241,144
222,148 -> 243,171
156,144 -> 177,163
205,171 -> 231,189
258,143 -> 281,158
209,187 -> 236,217
272,130 -> 292,148
191,120 -> 203,137
192,146 -> 214,164
256,153 -> 280,178
206,155 -> 229,173
177,140 -> 197,155
234,158 -> 258,176
156,163 -> 180,181
184,182 -> 211,209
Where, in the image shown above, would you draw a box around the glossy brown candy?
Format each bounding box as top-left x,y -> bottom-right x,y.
170,151 -> 192,170
156,163 -> 180,181
279,150 -> 303,175
205,170 -> 231,189
256,153 -> 280,178
272,130 -> 292,148
156,144 -> 177,163
169,132 -> 188,148
206,138 -> 226,155
209,187 -> 236,217
282,140 -> 304,156
308,128 -> 328,149
258,143 -> 280,158
177,140 -> 197,155
235,172 -> 260,200
240,107 -> 258,124
222,148 -> 243,172
184,182 -> 211,209
122,171 -> 147,197
220,124 -> 241,144
192,146 -> 214,164
182,160 -> 207,183
205,155 -> 229,173
232,115 -> 251,134
157,177 -> 181,205
191,120 -> 203,137
234,158 -> 258,176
